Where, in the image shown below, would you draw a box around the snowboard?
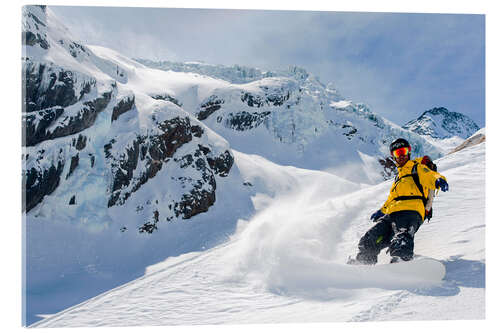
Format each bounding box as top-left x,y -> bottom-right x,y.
374,257 -> 445,281
346,257 -> 446,287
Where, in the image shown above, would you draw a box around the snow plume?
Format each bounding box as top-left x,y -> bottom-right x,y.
220,151 -> 451,300
221,152 -> 367,297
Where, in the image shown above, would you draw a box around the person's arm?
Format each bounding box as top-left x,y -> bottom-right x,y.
418,164 -> 447,191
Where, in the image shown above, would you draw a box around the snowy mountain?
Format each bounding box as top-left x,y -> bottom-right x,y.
136,59 -> 445,184
22,5 -> 247,225
403,107 -> 480,140
22,5 -> 483,327
30,132 -> 485,327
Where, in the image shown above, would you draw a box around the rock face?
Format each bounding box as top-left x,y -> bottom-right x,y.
106,116 -> 194,207
222,111 -> 271,131
22,5 -> 49,50
23,90 -> 113,146
22,5 -> 236,235
198,95 -> 224,120
111,95 -> 135,122
23,154 -> 65,212
139,59 -> 443,183
403,107 -> 480,140
23,61 -> 96,113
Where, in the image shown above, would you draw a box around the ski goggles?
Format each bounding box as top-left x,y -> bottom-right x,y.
391,146 -> 411,158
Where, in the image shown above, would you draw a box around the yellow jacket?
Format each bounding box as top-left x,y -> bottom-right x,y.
380,157 -> 447,220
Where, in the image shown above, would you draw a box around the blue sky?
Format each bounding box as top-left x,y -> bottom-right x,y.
50,6 -> 485,127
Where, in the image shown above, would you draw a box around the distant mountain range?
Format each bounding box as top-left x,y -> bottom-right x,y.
403,106 -> 479,140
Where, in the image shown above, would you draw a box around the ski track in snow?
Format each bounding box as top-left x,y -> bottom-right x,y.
32,142 -> 485,327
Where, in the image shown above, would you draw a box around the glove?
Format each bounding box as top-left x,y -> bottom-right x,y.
370,209 -> 385,222
435,178 -> 449,192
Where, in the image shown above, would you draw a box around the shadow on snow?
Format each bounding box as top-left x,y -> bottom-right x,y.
408,255 -> 485,297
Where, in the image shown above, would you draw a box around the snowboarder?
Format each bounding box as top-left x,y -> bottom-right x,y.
350,138 -> 449,264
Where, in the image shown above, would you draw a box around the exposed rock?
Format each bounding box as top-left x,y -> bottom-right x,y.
22,65 -> 111,147
69,195 -> 76,205
22,31 -> 49,49
241,89 -> 290,108
103,139 -> 116,159
47,91 -> 112,141
23,159 -> 65,212
198,95 -> 224,120
191,125 -> 204,138
342,124 -> 358,139
67,41 -> 89,58
22,107 -> 64,146
207,150 -> 234,177
111,95 -> 135,122
150,93 -> 182,107
172,158 -> 217,220
107,139 -> 141,207
23,62 -> 96,113
74,134 -> 87,150
22,6 -> 49,50
223,111 -> 270,131
139,210 -> 160,234
241,92 -> 264,108
198,144 -> 210,155
106,116 -> 232,226
66,154 -> 79,179
261,86 -> 290,106
174,185 -> 216,219
107,117 -> 193,207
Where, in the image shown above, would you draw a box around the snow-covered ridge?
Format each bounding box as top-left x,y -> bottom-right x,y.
135,58 -> 323,86
137,58 -> 443,184
403,107 -> 480,140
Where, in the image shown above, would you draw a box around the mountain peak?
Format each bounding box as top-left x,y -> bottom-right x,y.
403,107 -> 479,140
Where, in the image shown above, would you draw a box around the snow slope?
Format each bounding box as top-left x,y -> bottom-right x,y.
31,139 -> 485,327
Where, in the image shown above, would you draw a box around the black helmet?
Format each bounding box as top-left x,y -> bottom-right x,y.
389,138 -> 410,152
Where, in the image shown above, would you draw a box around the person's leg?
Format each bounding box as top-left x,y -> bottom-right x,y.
388,211 -> 422,261
355,215 -> 393,264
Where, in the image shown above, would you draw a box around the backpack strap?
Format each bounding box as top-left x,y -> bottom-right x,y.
393,161 -> 428,207
410,162 -> 428,207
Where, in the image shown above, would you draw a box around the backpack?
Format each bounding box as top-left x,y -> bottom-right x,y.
413,156 -> 437,221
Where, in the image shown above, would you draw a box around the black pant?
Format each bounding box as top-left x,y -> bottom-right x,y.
356,211 -> 422,264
